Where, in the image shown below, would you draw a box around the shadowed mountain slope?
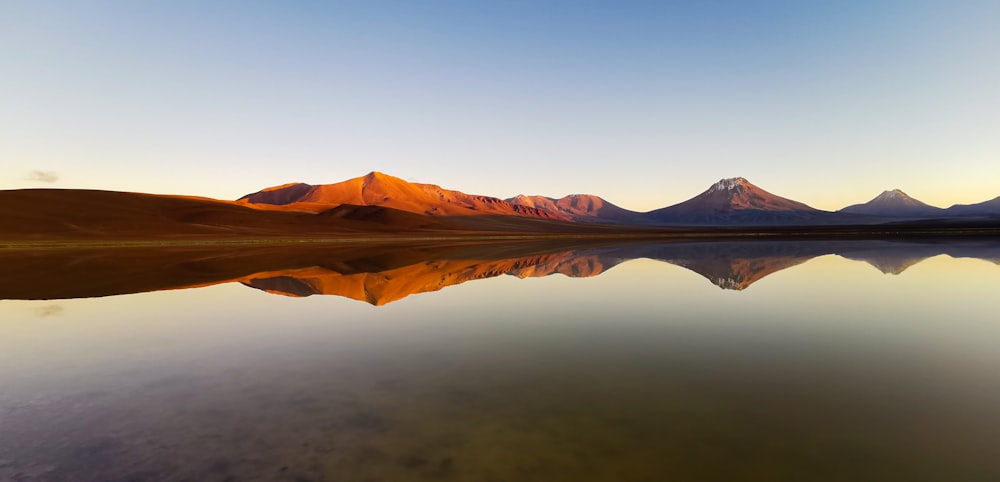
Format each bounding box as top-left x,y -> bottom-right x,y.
840,190 -> 944,217
506,194 -> 646,224
946,196 -> 1000,217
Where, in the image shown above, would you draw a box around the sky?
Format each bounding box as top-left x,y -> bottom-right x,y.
2,0 -> 999,212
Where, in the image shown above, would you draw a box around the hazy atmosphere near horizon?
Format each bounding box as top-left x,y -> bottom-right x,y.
2,0 -> 999,211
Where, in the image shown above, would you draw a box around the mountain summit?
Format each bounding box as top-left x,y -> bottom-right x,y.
698,177 -> 814,210
840,189 -> 943,217
646,177 -> 822,225
238,171 -> 569,220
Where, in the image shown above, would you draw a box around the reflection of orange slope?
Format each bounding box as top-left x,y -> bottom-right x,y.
6,240 -> 995,302
240,253 -> 611,305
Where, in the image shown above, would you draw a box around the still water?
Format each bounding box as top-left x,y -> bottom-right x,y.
2,239 -> 1000,481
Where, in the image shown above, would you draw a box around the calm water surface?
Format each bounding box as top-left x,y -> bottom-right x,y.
1,240 -> 1000,481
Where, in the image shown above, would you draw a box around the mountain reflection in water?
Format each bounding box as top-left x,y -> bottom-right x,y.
3,239 -> 999,303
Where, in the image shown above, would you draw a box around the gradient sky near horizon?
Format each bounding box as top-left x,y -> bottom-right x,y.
2,1 -> 999,211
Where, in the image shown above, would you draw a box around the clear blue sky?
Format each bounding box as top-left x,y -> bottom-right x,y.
2,1 -> 998,211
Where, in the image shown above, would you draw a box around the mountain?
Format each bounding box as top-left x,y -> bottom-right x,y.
839,189 -> 944,217
239,171 -> 570,221
506,194 -> 646,224
946,196 -> 1000,217
646,177 -> 827,225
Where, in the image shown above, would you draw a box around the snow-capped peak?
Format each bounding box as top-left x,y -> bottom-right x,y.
709,177 -> 749,193
874,189 -> 909,202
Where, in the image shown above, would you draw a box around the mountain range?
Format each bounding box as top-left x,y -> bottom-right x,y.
3,171 -> 999,242
239,171 -> 1000,226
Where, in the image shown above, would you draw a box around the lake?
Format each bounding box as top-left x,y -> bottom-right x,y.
2,238 -> 1000,481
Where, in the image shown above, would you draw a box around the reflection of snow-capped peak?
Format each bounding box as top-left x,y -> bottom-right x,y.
709,177 -> 749,193
713,276 -> 745,290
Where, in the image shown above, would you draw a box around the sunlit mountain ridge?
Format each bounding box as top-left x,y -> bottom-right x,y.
3,173 -> 1000,243
240,172 -> 1000,225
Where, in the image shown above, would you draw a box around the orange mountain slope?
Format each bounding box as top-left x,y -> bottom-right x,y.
239,171 -> 570,220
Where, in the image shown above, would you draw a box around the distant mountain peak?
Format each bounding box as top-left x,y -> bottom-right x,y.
867,188 -> 929,206
839,188 -> 942,217
874,189 -> 910,201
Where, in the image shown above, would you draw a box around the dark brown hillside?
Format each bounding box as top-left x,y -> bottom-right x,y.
0,189 -> 461,241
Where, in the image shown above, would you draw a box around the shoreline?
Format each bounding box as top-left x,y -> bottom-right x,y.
4,225 -> 1000,250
